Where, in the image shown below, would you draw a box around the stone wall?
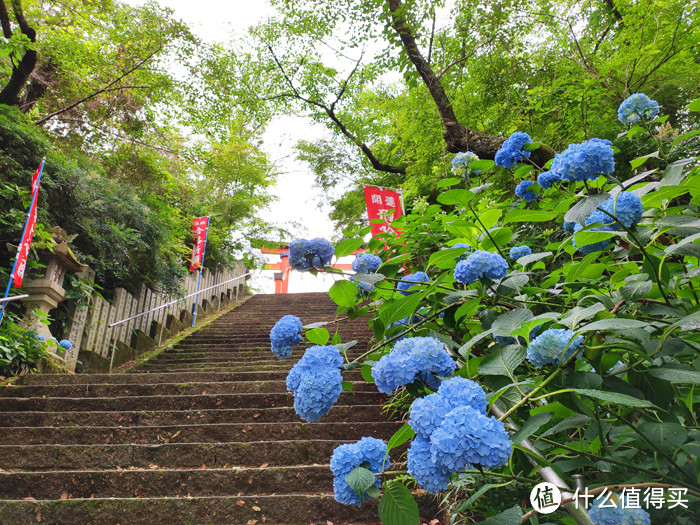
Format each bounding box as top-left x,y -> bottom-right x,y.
61,263 -> 249,373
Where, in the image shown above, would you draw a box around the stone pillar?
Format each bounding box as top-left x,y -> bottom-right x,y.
61,267 -> 96,372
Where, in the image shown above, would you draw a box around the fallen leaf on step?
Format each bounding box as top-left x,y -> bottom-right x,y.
200,464 -> 206,469
148,464 -> 159,469
247,521 -> 258,525
22,497 -> 36,501
260,463 -> 268,469
327,521 -> 334,525
252,506 -> 261,512
236,500 -> 245,507
60,492 -> 70,500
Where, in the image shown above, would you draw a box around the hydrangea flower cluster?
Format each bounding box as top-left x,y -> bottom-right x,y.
289,238 -> 334,270
371,337 -> 456,394
542,138 -> 615,185
350,276 -> 375,295
509,245 -> 531,260
618,93 -> 660,125
270,314 -> 303,359
397,271 -> 430,295
351,253 -> 382,273
588,493 -> 651,525
572,191 -> 644,253
451,151 -> 480,177
495,132 -> 533,168
286,345 -> 343,422
526,328 -> 584,368
406,377 -> 511,493
330,437 -> 389,506
515,180 -> 539,201
58,339 -> 73,350
454,250 -> 508,284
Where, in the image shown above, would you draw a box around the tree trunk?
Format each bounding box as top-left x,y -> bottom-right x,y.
0,0 -> 38,107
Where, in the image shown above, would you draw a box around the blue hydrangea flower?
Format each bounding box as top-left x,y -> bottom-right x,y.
495,132 -> 533,168
286,345 -> 344,422
429,405 -> 512,471
453,250 -> 508,284
587,192 -> 644,229
451,151 -> 480,177
330,437 -> 389,506
548,138 -> 615,183
408,377 -> 488,439
407,436 -> 453,494
270,315 -> 303,359
527,328 -> 584,368
289,238 -> 334,270
397,271 -> 430,295
515,180 -> 539,201
58,339 -> 73,350
588,493 -> 651,525
537,170 -> 561,189
371,337 -> 456,394
618,93 -> 660,125
38,335 -> 46,341
350,276 -> 374,295
450,242 -> 472,261
563,221 -> 576,232
352,254 -> 382,273
509,245 -> 531,260
573,192 -> 643,253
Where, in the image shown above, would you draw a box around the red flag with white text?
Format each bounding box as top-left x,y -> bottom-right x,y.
12,164 -> 42,288
190,216 -> 209,271
363,186 -> 404,237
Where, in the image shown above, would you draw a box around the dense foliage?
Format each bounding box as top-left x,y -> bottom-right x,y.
277,98 -> 700,524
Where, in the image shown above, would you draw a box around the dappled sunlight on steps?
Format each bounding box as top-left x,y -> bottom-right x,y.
0,292 -> 440,524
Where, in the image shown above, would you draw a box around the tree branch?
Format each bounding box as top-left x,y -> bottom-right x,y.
0,0 -> 38,106
385,0 -> 555,165
267,44 -> 406,175
32,46 -> 162,125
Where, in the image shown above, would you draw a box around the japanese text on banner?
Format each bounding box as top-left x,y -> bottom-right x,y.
363,186 -> 404,237
190,216 -> 209,271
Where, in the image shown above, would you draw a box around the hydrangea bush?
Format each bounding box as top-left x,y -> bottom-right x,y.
278,96 -> 699,524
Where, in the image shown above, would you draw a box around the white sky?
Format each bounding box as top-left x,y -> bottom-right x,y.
125,0 -> 345,293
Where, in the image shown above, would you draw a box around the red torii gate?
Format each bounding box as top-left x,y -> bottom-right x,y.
261,246 -> 361,294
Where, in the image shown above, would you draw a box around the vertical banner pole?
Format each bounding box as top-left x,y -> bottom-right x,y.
191,216 -> 210,327
0,158 -> 46,327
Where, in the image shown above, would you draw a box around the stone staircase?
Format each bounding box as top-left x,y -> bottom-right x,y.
0,293 -> 439,524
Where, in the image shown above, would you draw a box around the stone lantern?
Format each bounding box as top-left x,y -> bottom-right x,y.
21,241 -> 86,340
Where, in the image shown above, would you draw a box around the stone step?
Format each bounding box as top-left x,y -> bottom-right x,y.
2,380 -> 377,398
0,440 -> 358,470
14,371 -> 290,385
0,465 -> 337,499
0,405 -> 386,428
0,493 -> 440,525
0,421 -> 401,445
0,391 -> 385,412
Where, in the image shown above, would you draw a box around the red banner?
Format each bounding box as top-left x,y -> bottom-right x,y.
190,216 -> 209,271
12,165 -> 42,288
363,186 -> 404,237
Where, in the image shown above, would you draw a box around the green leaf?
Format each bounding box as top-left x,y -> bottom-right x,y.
630,151 -> 659,169
569,388 -> 655,407
515,251 -> 552,266
341,380 -> 354,392
503,209 -> 557,224
380,292 -> 424,327
437,177 -> 462,188
620,279 -> 652,301
564,193 -> 610,225
428,248 -> 464,269
437,188 -> 474,207
642,186 -> 690,208
687,98 -> 700,111
478,346 -> 526,376
352,272 -> 386,284
361,363 -> 375,383
469,159 -> 495,172
491,308 -> 534,334
578,318 -> 650,333
386,423 -> 415,452
477,506 -> 523,525
454,298 -> 480,322
647,367 -> 700,384
511,412 -> 553,443
329,280 -> 359,307
378,482 -> 420,525
305,327 -> 330,345
637,422 -> 688,453
480,209 -> 502,230
574,230 -> 618,248
334,238 -> 364,257
346,466 -> 377,501
456,483 -> 504,512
